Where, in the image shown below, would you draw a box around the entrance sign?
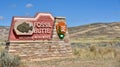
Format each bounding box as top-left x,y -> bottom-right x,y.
8,13 -> 72,60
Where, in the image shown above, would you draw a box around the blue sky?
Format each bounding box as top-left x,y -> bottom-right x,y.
0,0 -> 120,27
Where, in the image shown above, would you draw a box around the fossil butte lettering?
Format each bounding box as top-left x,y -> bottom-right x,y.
34,22 -> 52,34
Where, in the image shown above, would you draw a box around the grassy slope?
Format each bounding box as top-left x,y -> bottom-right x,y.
0,22 -> 120,67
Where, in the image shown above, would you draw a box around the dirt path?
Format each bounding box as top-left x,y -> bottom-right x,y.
70,25 -> 107,37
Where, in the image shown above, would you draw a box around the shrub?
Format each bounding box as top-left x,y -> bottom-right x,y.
0,50 -> 21,67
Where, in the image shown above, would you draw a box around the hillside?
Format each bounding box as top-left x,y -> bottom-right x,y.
0,22 -> 120,42
69,22 -> 120,39
0,22 -> 120,67
0,26 -> 9,42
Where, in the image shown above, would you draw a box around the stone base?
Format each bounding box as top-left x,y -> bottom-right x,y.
8,41 -> 72,60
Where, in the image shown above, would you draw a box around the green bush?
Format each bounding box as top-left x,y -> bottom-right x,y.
0,50 -> 21,67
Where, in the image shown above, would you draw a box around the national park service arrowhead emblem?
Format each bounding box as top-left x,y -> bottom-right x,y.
56,21 -> 67,40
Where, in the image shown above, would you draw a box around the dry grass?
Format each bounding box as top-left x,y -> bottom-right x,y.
0,43 -> 120,67
21,57 -> 119,67
73,46 -> 117,59
71,38 -> 120,43
20,46 -> 120,67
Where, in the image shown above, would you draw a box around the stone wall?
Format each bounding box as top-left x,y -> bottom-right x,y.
8,17 -> 72,60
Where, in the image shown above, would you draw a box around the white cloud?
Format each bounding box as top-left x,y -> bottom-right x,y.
26,3 -> 33,8
0,16 -> 4,20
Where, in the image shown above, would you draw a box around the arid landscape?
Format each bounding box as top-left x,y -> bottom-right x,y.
0,22 -> 120,67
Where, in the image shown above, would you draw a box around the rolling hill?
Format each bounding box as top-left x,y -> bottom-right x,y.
69,22 -> 120,39
0,22 -> 120,67
0,26 -> 9,42
0,22 -> 120,42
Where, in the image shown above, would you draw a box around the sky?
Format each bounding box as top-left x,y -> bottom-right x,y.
0,0 -> 120,27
